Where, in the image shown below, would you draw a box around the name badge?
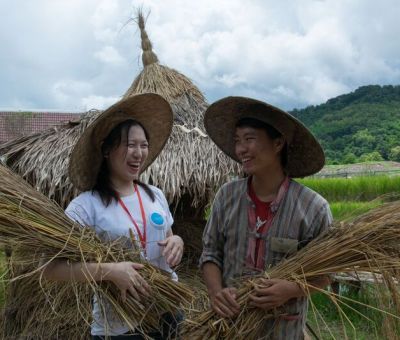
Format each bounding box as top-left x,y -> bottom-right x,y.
150,212 -> 166,230
271,237 -> 298,254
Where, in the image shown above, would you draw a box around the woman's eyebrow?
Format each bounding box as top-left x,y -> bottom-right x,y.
127,137 -> 148,142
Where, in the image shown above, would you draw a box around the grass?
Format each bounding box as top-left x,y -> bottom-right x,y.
308,284 -> 400,339
330,200 -> 382,221
299,175 -> 400,202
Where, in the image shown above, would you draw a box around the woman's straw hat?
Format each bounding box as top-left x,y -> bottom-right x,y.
204,96 -> 325,177
69,93 -> 173,191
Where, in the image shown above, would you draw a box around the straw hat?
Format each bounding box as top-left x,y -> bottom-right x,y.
204,96 -> 325,178
69,93 -> 173,191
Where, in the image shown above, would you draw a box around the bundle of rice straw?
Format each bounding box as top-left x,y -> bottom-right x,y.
1,269 -> 92,338
182,202 -> 400,339
0,164 -> 193,335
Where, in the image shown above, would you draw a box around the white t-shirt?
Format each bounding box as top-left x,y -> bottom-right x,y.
65,184 -> 175,336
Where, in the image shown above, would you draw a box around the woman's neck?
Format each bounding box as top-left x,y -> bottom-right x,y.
251,170 -> 285,202
110,178 -> 135,197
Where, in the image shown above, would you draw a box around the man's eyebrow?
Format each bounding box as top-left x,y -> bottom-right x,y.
235,131 -> 257,137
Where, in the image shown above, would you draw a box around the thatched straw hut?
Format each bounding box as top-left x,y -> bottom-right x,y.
0,12 -> 239,338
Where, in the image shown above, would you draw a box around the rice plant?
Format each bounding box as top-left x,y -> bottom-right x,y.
330,200 -> 382,221
299,175 -> 400,202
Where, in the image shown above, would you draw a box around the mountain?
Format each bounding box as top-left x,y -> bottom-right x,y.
291,85 -> 400,164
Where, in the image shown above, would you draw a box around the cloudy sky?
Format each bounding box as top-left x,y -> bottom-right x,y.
1,0 -> 399,112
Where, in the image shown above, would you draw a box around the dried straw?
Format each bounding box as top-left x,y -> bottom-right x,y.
182,202 -> 400,339
1,264 -> 91,339
0,164 -> 193,336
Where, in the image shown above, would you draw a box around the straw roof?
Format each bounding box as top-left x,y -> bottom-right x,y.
0,12 -> 240,212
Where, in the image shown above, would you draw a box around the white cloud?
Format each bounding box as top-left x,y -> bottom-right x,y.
94,46 -> 125,65
81,95 -> 121,111
0,0 -> 399,111
52,80 -> 93,108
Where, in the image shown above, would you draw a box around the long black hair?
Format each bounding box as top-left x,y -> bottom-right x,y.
235,117 -> 288,168
93,119 -> 155,206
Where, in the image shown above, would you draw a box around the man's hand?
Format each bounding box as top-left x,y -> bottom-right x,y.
249,278 -> 303,310
210,287 -> 241,318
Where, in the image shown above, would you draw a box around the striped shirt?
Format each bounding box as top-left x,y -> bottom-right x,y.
200,177 -> 333,339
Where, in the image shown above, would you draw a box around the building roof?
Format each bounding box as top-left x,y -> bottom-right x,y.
0,111 -> 81,142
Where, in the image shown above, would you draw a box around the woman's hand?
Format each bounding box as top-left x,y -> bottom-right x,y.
158,235 -> 184,267
104,261 -> 151,303
249,278 -> 302,310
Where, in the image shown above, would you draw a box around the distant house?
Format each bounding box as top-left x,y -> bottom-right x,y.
0,111 -> 82,143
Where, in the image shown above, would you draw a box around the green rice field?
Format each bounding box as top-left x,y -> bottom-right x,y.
301,174 -> 400,338
299,175 -> 400,202
329,200 -> 382,221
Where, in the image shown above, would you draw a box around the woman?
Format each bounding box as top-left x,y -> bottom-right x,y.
43,93 -> 184,339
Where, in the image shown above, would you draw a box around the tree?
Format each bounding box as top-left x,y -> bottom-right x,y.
342,152 -> 357,164
359,151 -> 384,162
389,146 -> 400,162
352,129 -> 375,148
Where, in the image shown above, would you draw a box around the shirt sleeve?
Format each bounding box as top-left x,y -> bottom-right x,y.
311,202 -> 333,238
65,193 -> 93,227
199,188 -> 225,270
153,187 -> 174,230
297,198 -> 333,251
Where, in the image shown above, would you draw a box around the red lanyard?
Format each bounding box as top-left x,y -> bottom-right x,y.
118,184 -> 147,251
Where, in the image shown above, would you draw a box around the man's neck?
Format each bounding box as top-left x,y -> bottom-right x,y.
251,169 -> 285,202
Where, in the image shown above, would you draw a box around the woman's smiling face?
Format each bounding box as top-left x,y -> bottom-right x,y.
106,124 -> 149,183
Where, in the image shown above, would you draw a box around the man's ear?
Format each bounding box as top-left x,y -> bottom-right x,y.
274,137 -> 286,153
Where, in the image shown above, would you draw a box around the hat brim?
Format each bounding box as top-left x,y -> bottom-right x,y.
204,96 -> 324,178
69,93 -> 173,191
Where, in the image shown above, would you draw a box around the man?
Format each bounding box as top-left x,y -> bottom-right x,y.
200,96 -> 332,339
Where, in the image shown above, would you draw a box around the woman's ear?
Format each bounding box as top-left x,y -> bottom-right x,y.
102,147 -> 109,158
101,141 -> 109,158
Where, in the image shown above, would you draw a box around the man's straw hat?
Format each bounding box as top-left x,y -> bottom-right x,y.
69,93 -> 173,191
204,96 -> 324,177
